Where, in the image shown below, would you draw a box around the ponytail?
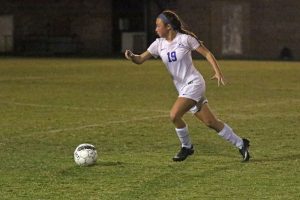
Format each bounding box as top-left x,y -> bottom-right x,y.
178,27 -> 197,39
161,10 -> 203,44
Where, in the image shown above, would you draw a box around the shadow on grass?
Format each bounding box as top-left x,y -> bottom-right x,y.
249,153 -> 300,163
95,161 -> 125,167
75,160 -> 125,168
59,161 -> 125,175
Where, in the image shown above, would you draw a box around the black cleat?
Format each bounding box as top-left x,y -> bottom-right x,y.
173,145 -> 194,162
239,138 -> 250,162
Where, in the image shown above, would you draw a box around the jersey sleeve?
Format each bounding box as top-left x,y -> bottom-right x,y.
147,39 -> 159,58
187,35 -> 202,50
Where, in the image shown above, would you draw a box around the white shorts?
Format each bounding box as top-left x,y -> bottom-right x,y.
178,81 -> 208,114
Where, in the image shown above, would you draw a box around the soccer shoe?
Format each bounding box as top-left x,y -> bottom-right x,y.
173,145 -> 194,162
239,138 -> 250,162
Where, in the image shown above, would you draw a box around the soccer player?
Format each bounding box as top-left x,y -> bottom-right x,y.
125,10 -> 250,162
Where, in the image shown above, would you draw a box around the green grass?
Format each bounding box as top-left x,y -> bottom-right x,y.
0,58 -> 299,199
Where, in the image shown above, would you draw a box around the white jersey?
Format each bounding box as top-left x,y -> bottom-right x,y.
147,32 -> 205,92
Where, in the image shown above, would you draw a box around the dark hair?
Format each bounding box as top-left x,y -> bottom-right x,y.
161,10 -> 203,44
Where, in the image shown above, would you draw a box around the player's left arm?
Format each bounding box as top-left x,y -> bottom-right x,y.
195,45 -> 226,86
125,50 -> 152,65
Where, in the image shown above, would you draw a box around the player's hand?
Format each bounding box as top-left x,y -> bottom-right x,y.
125,50 -> 134,60
211,73 -> 226,87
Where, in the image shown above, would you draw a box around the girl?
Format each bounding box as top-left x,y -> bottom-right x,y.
125,10 -> 250,162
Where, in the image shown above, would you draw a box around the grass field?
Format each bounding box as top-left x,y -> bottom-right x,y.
0,58 -> 299,199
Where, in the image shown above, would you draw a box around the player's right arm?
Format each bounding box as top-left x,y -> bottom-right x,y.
125,50 -> 152,65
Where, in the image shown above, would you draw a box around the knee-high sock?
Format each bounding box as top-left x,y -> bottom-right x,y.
175,126 -> 192,148
218,123 -> 243,149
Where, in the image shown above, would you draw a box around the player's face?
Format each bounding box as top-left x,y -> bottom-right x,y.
155,18 -> 169,38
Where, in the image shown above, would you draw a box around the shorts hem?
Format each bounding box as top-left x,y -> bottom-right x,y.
178,95 -> 199,102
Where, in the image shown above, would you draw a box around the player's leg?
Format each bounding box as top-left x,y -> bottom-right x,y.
194,103 -> 224,132
194,103 -> 250,162
170,97 -> 195,128
170,97 -> 196,161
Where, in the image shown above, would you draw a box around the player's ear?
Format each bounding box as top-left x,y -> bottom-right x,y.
166,24 -> 172,30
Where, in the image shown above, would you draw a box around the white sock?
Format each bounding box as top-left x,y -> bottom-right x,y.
175,126 -> 192,148
218,123 -> 243,149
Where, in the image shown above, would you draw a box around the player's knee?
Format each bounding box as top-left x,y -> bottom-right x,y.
170,112 -> 180,123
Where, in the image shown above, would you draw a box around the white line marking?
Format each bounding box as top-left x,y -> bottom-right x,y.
0,76 -> 47,81
2,99 -> 299,114
243,99 -> 300,108
42,114 -> 168,134
6,114 -> 168,139
0,101 -> 169,114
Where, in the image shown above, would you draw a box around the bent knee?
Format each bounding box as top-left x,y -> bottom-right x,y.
170,112 -> 181,123
203,118 -> 221,129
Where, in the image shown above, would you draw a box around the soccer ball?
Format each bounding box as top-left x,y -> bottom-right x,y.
74,144 -> 98,166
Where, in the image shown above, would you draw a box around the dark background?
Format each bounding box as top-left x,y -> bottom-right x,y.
0,0 -> 298,60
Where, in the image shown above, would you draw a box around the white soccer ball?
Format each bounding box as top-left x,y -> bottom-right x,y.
74,144 -> 98,166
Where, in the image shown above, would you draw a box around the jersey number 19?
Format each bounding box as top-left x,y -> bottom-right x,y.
167,51 -> 177,62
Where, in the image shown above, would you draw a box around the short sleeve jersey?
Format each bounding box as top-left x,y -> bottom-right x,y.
147,33 -> 204,91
